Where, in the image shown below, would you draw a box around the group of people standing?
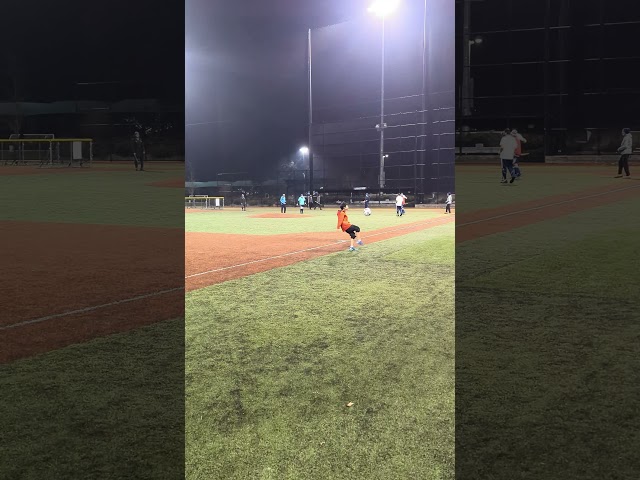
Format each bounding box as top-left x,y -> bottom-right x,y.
498,127 -> 633,182
498,128 -> 526,184
278,192 -> 323,214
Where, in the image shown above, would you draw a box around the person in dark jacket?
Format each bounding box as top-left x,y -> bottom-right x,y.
132,131 -> 145,171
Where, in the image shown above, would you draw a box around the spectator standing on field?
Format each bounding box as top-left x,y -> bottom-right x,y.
298,193 -> 306,214
131,131 -> 145,171
364,192 -> 370,209
395,193 -> 404,216
240,193 -> 247,211
499,128 -> 517,184
280,193 -> 287,213
615,128 -> 632,178
445,192 -> 452,214
511,129 -> 526,178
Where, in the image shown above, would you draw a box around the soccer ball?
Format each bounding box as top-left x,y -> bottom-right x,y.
363,208 -> 372,216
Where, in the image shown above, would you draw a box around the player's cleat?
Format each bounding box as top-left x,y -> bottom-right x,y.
500,179 -> 507,183
509,176 -> 515,183
348,246 -> 357,252
357,240 -> 364,246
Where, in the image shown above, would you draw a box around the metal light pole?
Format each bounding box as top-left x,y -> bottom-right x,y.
461,0 -> 483,117
378,18 -> 387,189
307,28 -> 314,195
369,0 -> 400,190
299,146 -> 309,193
462,0 -> 472,117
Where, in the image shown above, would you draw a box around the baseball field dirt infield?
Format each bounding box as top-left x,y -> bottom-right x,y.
186,214 -> 454,291
0,161 -> 185,363
0,221 -> 183,363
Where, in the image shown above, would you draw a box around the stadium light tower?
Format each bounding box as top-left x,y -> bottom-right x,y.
369,0 -> 401,189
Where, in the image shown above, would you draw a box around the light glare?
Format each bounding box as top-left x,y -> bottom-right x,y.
299,146 -> 309,154
368,0 -> 400,17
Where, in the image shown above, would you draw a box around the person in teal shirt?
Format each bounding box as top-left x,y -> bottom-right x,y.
280,194 -> 287,213
297,194 -> 306,214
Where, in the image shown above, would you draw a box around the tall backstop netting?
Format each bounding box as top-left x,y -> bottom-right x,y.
309,0 -> 455,202
456,0 -> 640,162
0,136 -> 93,167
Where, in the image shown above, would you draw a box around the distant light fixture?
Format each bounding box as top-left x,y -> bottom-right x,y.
368,0 -> 401,18
299,146 -> 309,154
471,36 -> 483,45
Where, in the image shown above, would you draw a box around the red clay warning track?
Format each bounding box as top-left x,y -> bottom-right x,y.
186,214 -> 454,292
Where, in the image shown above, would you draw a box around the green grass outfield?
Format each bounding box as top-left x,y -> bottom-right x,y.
456,164 -> 640,478
456,164 -> 621,210
186,206 -> 448,235
0,319 -> 184,479
0,162 -> 183,227
0,162 -> 185,478
186,215 -> 455,479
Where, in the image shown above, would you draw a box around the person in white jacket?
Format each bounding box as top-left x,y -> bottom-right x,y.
499,129 -> 517,184
511,129 -> 526,178
615,128 -> 632,178
445,192 -> 453,214
395,194 -> 404,216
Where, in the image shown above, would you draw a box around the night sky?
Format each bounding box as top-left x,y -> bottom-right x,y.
186,0 -> 378,181
455,0 -> 640,130
1,0 -> 184,103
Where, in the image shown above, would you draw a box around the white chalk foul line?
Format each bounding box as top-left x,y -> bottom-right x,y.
1,286 -> 184,331
457,183 -> 640,228
186,215 -> 453,280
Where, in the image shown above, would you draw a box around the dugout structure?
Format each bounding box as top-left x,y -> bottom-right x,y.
185,195 -> 224,209
0,136 -> 93,167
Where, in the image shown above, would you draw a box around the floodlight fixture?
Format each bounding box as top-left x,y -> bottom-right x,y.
368,0 -> 401,18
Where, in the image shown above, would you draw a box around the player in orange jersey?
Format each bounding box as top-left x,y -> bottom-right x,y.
337,202 -> 364,252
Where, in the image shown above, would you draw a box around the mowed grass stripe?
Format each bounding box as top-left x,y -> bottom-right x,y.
186,224 -> 454,480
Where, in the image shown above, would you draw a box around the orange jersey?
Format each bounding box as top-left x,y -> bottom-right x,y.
337,209 -> 351,231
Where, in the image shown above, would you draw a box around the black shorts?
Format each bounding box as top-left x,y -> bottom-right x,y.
345,225 -> 360,239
